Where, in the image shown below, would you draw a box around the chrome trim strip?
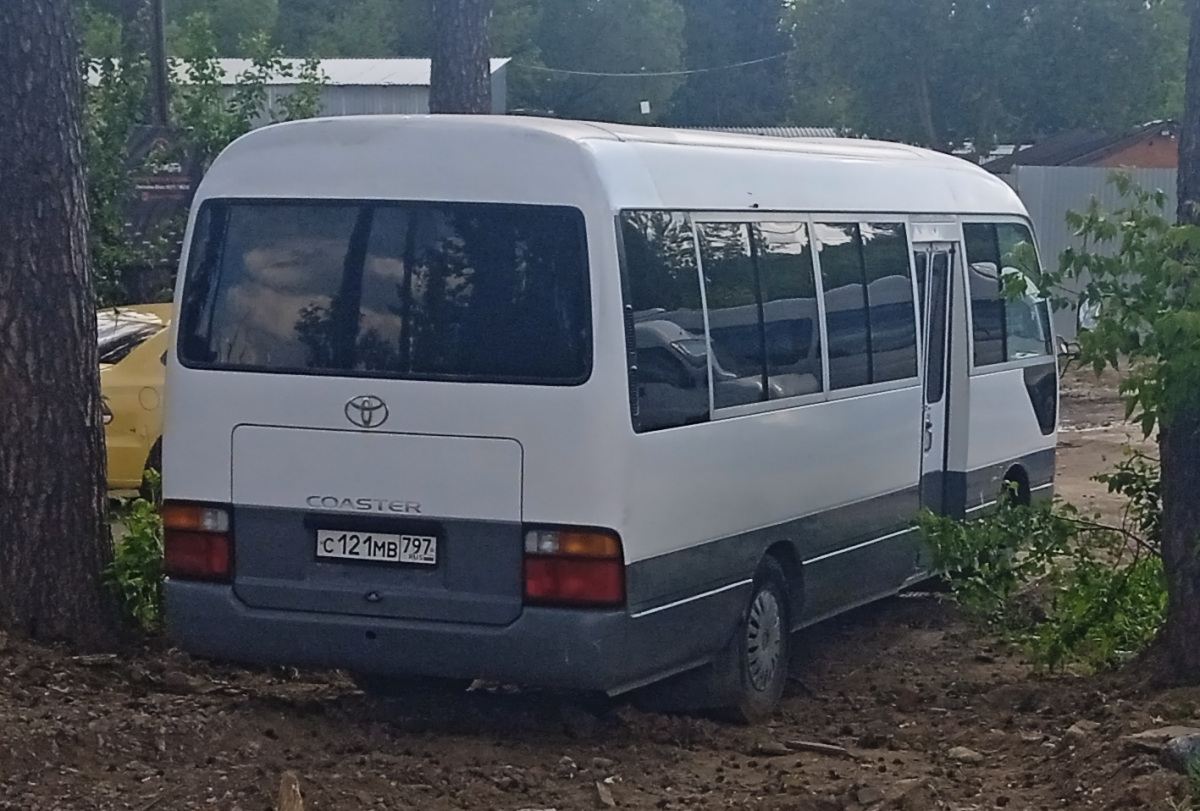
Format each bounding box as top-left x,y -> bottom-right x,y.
630,579 -> 753,619
802,526 -> 915,566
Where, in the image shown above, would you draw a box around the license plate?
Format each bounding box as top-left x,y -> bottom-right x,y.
315,530 -> 437,566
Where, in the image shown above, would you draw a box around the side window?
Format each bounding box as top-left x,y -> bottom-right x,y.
620,211 -> 709,432
860,223 -> 918,383
697,223 -> 765,409
697,221 -> 826,408
964,222 -> 1052,366
815,223 -> 870,390
757,222 -> 824,399
997,223 -> 1054,361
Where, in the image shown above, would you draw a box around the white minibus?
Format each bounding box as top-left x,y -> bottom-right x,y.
162,116 -> 1057,719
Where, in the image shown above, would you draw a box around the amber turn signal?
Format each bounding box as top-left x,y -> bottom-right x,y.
523,526 -> 624,607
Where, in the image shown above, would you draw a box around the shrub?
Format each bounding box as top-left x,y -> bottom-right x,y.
920,451 -> 1166,673
105,472 -> 165,631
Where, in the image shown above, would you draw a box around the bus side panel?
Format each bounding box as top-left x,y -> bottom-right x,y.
621,385 -> 924,622
960,365 -> 1057,511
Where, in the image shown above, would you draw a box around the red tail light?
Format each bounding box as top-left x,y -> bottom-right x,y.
162,502 -> 233,582
523,528 -> 624,607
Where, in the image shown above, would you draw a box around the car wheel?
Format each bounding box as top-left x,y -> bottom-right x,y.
714,557 -> 792,723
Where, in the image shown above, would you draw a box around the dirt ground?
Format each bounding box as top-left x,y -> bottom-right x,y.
1,366 -> 1194,811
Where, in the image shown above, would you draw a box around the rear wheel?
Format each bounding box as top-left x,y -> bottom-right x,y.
712,557 -> 792,723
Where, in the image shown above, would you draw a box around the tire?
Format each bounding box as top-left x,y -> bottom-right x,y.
712,557 -> 792,723
351,672 -> 473,698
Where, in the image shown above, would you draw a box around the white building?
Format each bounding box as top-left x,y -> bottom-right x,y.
210,58 -> 511,122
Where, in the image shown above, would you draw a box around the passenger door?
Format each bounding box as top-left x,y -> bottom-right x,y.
914,244 -> 954,514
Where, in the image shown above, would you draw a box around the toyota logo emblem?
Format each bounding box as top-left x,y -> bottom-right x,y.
345,395 -> 389,429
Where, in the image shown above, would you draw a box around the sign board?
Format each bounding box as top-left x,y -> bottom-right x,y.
125,125 -> 199,245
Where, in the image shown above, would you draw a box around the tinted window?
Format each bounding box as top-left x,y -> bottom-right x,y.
621,211 -> 709,432
97,313 -> 163,364
963,223 -> 1006,366
178,201 -> 590,384
861,223 -> 918,383
963,222 -> 1052,365
698,223 -> 766,409
919,250 -> 950,404
758,222 -> 823,399
697,221 -> 825,408
997,223 -> 1054,360
815,224 -> 871,390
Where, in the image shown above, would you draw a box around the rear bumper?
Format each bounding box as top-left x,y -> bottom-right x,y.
166,579 -> 750,695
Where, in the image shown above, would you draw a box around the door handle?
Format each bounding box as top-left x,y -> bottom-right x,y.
923,417 -> 934,453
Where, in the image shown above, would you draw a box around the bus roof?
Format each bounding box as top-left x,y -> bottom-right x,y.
197,115 -> 1026,217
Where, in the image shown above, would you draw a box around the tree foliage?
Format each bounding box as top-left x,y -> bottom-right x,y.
171,14 -> 324,167
167,0 -> 279,57
1036,177 -> 1200,438
525,0 -> 686,123
78,0 -> 1192,139
83,8 -> 325,306
276,0 -> 430,57
787,0 -> 1185,150
666,0 -> 788,127
997,172 -> 1200,681
85,56 -> 154,304
921,452 -> 1166,673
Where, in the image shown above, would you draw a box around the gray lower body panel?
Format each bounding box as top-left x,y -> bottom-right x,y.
167,449 -> 1055,695
166,578 -> 751,695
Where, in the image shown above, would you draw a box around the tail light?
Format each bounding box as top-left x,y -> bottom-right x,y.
162,502 -> 232,582
101,401 -> 113,425
523,527 -> 624,607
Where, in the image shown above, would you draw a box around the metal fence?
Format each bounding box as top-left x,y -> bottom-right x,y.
1010,166 -> 1177,339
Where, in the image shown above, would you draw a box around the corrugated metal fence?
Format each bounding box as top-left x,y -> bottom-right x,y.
1010,166 -> 1177,339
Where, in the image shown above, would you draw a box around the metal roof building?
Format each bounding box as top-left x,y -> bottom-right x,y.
205,58 -> 512,122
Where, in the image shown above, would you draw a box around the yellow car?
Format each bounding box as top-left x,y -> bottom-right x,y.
99,304 -> 171,496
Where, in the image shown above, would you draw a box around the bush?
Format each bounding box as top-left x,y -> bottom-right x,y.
105,472 -> 165,631
919,451 -> 1166,673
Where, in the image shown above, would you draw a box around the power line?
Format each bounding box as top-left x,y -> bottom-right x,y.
513,52 -> 788,79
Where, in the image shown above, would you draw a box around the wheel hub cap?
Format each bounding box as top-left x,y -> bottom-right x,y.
746,589 -> 783,692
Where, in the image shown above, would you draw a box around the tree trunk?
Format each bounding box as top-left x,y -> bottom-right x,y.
1180,0 -> 1200,226
915,65 -> 941,151
0,0 -> 120,648
120,0 -> 151,64
120,0 -> 169,126
1162,0 -> 1200,680
429,0 -> 494,114
1160,413 -> 1200,678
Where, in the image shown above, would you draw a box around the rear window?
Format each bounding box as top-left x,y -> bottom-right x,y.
178,200 -> 592,385
97,313 -> 163,364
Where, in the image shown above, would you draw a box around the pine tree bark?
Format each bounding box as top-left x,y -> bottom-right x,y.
1163,0 -> 1200,680
915,66 -> 941,151
120,0 -> 169,125
429,0 -> 494,114
0,0 -> 120,647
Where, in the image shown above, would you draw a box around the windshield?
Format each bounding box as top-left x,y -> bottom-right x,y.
97,312 -> 163,364
178,200 -> 592,385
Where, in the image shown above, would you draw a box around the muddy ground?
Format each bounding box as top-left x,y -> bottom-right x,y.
0,366 -> 1193,811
